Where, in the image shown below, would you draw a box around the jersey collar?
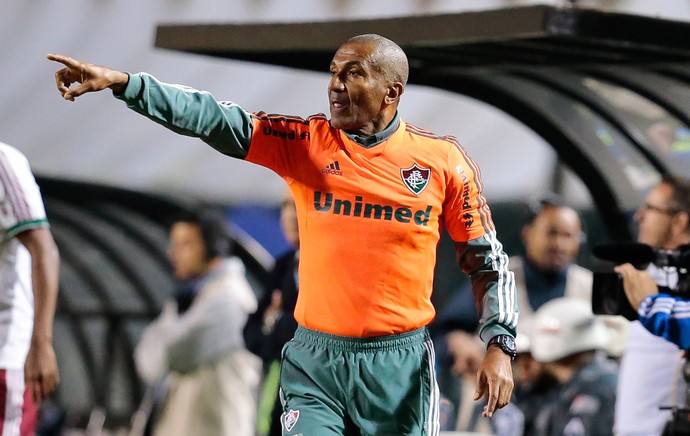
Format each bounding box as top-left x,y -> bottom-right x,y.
342,112 -> 401,148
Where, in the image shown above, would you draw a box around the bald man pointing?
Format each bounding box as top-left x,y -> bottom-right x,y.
49,34 -> 517,435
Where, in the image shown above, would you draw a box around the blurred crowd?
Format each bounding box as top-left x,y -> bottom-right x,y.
126,175 -> 690,436
431,176 -> 690,435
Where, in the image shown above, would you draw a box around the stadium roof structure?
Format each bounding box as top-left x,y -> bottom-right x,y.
154,4 -> 690,241
154,4 -> 690,69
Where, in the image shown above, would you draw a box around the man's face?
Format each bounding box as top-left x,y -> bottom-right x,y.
523,206 -> 582,272
634,183 -> 677,249
328,41 -> 390,135
167,222 -> 210,280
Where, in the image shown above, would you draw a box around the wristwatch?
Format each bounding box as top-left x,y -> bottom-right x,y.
487,334 -> 517,359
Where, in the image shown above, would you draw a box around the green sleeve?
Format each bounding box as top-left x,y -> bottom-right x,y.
115,73 -> 253,158
455,233 -> 518,343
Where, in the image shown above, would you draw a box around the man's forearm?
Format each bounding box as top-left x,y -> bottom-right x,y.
638,293 -> 690,350
31,241 -> 59,344
455,233 -> 518,342
19,229 -> 60,344
115,73 -> 253,158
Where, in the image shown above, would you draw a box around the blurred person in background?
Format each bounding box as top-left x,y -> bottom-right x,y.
133,210 -> 261,436
434,195 -> 624,425
434,195 -> 603,338
511,319 -> 559,436
513,196 -> 591,318
530,297 -> 618,436
0,141 -> 60,435
244,191 -> 300,436
513,196 -> 627,359
616,261 -> 690,350
615,176 -> 690,435
443,330 -> 524,435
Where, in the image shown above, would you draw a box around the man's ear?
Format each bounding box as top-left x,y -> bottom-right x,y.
521,225 -> 531,247
384,82 -> 404,105
673,210 -> 690,237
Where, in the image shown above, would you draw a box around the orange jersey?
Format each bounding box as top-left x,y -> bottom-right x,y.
246,113 -> 495,337
117,74 -> 516,339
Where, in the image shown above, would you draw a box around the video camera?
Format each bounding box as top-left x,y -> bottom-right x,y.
593,242 -> 690,435
591,242 -> 690,320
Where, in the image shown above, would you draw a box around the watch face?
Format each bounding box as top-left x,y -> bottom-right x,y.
504,336 -> 516,352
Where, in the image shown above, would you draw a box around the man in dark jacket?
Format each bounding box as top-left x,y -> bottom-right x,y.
245,192 -> 299,436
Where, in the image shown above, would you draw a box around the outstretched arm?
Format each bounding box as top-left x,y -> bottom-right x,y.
48,54 -> 253,158
47,54 -> 129,100
17,227 -> 60,403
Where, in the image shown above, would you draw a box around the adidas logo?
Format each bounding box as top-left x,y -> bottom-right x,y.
322,161 -> 343,176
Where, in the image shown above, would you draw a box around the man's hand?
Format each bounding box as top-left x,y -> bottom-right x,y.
47,54 -> 129,101
614,262 -> 657,309
262,290 -> 284,334
474,346 -> 514,417
24,339 -> 59,403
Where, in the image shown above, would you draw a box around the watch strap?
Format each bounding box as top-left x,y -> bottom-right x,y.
487,334 -> 517,359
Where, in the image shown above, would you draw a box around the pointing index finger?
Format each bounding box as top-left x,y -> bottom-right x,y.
47,54 -> 78,68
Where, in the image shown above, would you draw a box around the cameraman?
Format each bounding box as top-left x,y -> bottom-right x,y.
615,263 -> 690,350
615,176 -> 690,436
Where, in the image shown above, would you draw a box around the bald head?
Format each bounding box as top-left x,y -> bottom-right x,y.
328,34 -> 408,135
346,34 -> 409,87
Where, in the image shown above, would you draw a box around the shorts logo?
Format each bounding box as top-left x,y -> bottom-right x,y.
401,164 -> 431,195
284,409 -> 300,432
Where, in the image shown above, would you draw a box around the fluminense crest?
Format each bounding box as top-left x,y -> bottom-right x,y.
401,164 -> 431,195
284,409 -> 300,432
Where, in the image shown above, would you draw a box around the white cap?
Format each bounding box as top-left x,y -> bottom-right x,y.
600,315 -> 630,358
515,318 -> 532,354
531,297 -> 609,363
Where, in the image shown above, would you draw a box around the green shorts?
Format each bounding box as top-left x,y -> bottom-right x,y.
278,326 -> 440,436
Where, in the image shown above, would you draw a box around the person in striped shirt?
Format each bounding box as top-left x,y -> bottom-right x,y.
48,33 -> 518,435
616,262 -> 690,350
614,176 -> 690,435
0,141 -> 60,435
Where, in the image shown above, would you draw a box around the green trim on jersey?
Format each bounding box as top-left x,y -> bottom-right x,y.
6,218 -> 49,238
